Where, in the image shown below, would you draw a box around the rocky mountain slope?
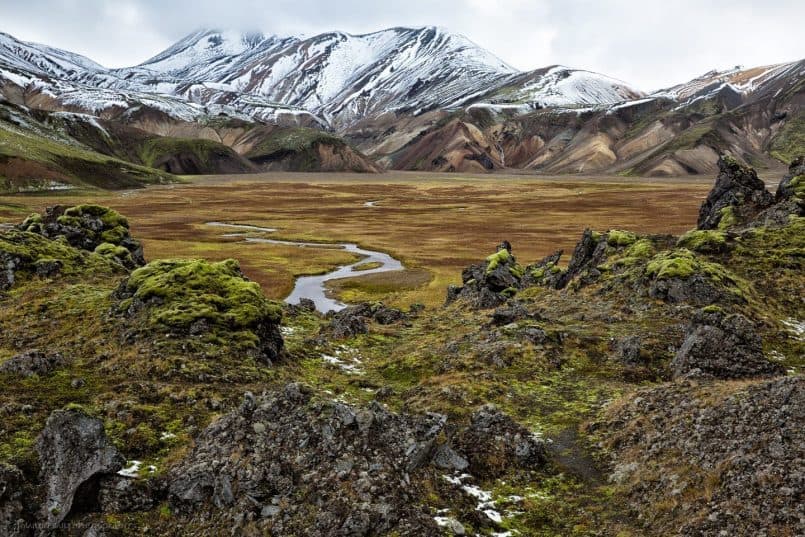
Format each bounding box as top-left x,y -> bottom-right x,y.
0,156 -> 802,535
1,28 -> 803,178
358,61 -> 805,174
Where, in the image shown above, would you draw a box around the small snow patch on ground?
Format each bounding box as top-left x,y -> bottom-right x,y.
118,460 -> 142,478
782,318 -> 804,342
321,346 -> 365,375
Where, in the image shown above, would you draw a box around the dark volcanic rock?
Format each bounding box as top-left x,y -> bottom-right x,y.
776,156 -> 804,201
757,156 -> 805,225
19,205 -> 145,268
326,302 -> 407,339
613,336 -> 643,366
35,409 -> 125,531
0,463 -> 25,537
648,273 -> 737,306
97,475 -> 160,513
490,303 -> 531,326
522,250 -> 564,288
0,251 -> 22,291
599,376 -> 804,536
697,156 -> 774,230
446,242 -> 524,309
0,350 -> 66,378
454,404 -> 548,478
167,384 -> 443,535
555,229 -> 608,289
671,309 -> 785,379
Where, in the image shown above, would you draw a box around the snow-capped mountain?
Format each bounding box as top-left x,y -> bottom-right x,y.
0,27 -> 646,128
0,32 -> 104,79
108,27 -> 521,125
652,62 -> 804,104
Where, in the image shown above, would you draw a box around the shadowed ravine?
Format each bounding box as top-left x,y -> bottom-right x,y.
206,222 -> 404,312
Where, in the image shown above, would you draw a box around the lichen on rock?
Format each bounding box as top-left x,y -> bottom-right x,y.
114,258 -> 284,363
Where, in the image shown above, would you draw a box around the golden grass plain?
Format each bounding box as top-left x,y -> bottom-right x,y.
0,171 -> 714,307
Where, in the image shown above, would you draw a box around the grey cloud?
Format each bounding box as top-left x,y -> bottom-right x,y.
1,0 -> 803,91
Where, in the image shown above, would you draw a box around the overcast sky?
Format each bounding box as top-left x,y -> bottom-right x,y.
1,0 -> 803,91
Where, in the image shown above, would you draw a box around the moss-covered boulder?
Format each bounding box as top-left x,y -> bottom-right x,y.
676,229 -> 729,253
115,258 -> 284,364
0,229 -> 125,291
645,248 -> 749,305
18,205 -> 144,268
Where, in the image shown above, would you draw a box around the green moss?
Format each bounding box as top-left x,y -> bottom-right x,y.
61,205 -> 129,228
702,305 -> 724,313
790,174 -> 805,199
486,249 -> 524,279
0,230 -> 122,284
94,242 -> 133,266
501,287 -> 518,297
624,238 -> 655,259
646,249 -> 748,298
717,206 -> 737,230
486,249 -> 511,273
646,249 -> 698,279
124,258 -> 282,332
606,230 -> 638,247
677,230 -> 727,253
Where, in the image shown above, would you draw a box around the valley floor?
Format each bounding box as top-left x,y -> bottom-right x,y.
0,172 -> 713,308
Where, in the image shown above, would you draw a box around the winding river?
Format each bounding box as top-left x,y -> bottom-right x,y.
206,222 -> 403,313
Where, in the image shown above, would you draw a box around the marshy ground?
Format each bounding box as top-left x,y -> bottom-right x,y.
0,171 -> 713,308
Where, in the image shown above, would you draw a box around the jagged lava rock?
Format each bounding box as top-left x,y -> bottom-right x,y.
697,155 -> 774,230
326,302 -> 407,339
671,309 -> 785,379
0,463 -> 25,537
35,409 -> 125,531
454,404 -> 548,478
446,241 -> 524,309
167,384 -> 443,535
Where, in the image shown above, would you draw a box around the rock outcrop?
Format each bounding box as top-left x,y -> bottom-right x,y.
18,205 -> 145,268
554,229 -> 608,289
167,384 -> 444,535
446,241 -> 524,309
671,309 -> 785,379
454,404 -> 548,478
0,464 -> 25,537
599,376 -> 804,536
35,409 -> 125,531
0,350 -> 66,378
697,155 -> 774,230
114,258 -> 284,364
326,302 -> 407,339
756,155 -> 805,225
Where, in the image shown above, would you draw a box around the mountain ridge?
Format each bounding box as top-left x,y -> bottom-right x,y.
0,27 -> 802,180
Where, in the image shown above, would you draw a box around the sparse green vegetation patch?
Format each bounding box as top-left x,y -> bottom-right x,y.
769,112 -> 805,164
677,229 -> 727,253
